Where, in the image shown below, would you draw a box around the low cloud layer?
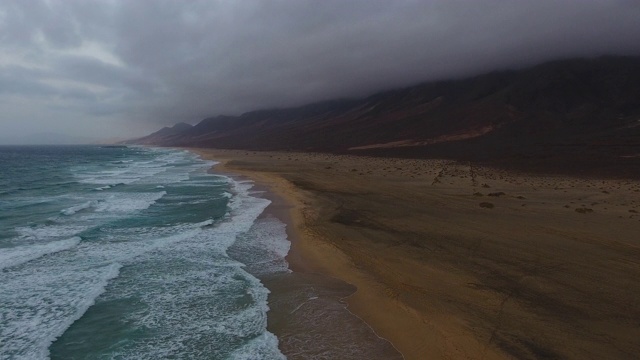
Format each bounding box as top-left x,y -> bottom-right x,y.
1,0 -> 639,142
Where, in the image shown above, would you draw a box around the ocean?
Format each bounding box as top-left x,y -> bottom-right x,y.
0,145 -> 402,360
0,145 -> 289,359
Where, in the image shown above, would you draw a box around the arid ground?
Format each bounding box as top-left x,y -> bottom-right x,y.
196,149 -> 640,360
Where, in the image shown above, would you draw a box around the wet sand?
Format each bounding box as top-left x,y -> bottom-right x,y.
196,149 -> 640,360
213,172 -> 402,359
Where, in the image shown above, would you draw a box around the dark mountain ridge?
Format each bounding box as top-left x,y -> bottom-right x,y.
131,56 -> 640,177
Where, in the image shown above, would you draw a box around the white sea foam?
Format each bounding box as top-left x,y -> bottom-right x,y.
102,247 -> 279,359
0,263 -> 121,359
0,222 -> 212,359
1,149 -> 288,359
76,158 -> 168,186
196,219 -> 215,227
94,191 -> 166,213
15,224 -> 89,241
229,332 -> 286,360
3,195 -> 66,209
0,237 -> 81,271
94,177 -> 285,359
12,191 -> 166,245
232,217 -> 292,276
209,273 -> 270,338
77,149 -> 212,188
251,218 -> 291,260
60,201 -> 95,216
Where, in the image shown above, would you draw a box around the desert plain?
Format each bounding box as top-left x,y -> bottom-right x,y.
195,148 -> 640,360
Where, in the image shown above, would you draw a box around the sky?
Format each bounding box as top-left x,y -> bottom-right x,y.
1,0 -> 639,143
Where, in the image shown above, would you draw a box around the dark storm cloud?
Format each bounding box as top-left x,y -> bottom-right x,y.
1,0 -> 639,140
54,55 -> 156,94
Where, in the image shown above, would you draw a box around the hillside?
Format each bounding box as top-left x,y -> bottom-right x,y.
131,56 -> 640,177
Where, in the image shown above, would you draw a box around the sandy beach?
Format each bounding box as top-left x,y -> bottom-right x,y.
195,148 -> 640,360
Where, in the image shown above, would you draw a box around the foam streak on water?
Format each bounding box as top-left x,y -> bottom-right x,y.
0,237 -> 81,271
0,263 -> 122,359
0,146 -> 287,360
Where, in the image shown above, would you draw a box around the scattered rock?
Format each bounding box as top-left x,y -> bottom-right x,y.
575,207 -> 594,214
479,202 -> 495,209
488,192 -> 506,197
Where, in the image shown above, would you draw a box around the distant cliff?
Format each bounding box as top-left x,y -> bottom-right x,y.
131,56 -> 640,177
127,123 -> 193,145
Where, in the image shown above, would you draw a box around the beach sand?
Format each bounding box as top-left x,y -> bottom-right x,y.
195,149 -> 640,360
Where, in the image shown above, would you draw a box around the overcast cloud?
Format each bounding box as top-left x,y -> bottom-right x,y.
1,0 -> 639,142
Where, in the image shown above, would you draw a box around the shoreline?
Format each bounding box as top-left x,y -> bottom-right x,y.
197,150 -> 403,359
192,148 -> 477,359
193,148 -> 640,360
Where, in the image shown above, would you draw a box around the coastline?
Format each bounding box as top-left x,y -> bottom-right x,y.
193,148 -> 495,359
197,150 -> 402,359
193,148 -> 640,360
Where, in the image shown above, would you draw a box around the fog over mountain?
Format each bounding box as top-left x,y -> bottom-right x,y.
1,0 -> 640,143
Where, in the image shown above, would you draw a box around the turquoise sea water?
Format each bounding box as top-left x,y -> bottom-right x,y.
0,146 -> 288,359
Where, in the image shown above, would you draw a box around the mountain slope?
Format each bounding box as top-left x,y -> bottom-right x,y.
132,56 -> 640,176
131,122 -> 193,145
